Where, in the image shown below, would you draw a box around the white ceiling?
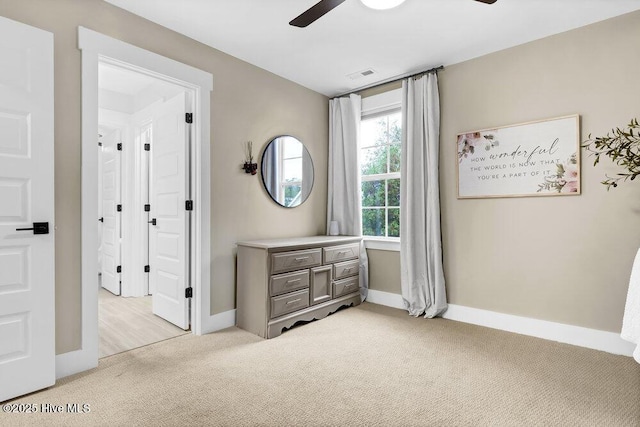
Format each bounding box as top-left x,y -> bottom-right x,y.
104,0 -> 640,97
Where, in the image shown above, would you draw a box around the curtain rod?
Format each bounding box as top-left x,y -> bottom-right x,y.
333,65 -> 444,99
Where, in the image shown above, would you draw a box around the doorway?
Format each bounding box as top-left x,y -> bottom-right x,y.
68,27 -> 213,379
97,63 -> 191,357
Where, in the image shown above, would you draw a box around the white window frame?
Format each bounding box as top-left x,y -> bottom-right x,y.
360,88 -> 402,252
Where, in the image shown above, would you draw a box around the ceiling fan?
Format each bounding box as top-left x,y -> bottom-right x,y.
290,0 -> 498,28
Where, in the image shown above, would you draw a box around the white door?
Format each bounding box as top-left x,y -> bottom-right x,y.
0,17 -> 54,402
100,130 -> 121,296
149,92 -> 190,330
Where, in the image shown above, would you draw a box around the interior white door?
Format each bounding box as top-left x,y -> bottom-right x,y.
100,129 -> 121,296
149,92 -> 190,330
0,16 -> 55,402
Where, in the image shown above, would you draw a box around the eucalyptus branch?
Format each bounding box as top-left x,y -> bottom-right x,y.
582,118 -> 640,190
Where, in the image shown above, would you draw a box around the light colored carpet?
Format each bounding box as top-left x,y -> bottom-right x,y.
99,288 -> 189,358
3,302 -> 639,426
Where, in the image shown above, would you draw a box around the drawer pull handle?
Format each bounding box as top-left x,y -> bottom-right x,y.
286,298 -> 302,305
344,267 -> 352,272
294,257 -> 309,261
285,279 -> 301,286
338,251 -> 348,255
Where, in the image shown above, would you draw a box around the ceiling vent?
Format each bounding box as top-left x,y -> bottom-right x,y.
347,68 -> 376,80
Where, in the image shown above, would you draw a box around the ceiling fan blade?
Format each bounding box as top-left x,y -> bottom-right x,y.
474,0 -> 498,3
289,0 -> 347,28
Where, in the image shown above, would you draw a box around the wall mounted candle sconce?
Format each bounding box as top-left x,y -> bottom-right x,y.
242,141 -> 258,175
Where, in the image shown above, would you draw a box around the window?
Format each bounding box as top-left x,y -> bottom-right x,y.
279,139 -> 303,206
361,109 -> 401,238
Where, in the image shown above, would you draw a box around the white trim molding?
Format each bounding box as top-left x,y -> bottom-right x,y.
201,310 -> 237,334
364,237 -> 400,252
55,349 -> 97,379
361,87 -> 402,117
365,289 -> 635,357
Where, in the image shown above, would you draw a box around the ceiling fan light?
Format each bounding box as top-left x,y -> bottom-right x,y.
360,0 -> 406,10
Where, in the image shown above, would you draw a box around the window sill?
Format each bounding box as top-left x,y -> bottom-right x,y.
363,237 -> 400,252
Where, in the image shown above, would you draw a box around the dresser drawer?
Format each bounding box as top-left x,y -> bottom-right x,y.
271,249 -> 322,274
333,259 -> 359,280
323,243 -> 359,264
333,276 -> 359,298
270,289 -> 310,319
270,270 -> 309,296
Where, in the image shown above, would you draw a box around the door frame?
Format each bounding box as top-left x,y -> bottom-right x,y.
58,27 -> 212,378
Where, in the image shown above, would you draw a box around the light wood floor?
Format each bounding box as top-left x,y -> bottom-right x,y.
99,288 -> 189,358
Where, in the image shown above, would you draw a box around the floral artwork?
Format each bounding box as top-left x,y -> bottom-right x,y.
457,115 -> 580,198
537,153 -> 579,193
458,132 -> 499,162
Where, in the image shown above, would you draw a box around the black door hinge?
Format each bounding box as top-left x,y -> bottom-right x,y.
144,265 -> 150,273
98,217 -> 104,222
117,143 -> 122,151
185,287 -> 193,298
144,204 -> 150,212
117,204 -> 122,212
98,142 -> 103,147
185,113 -> 193,124
116,265 -> 122,273
185,200 -> 193,211
144,143 -> 150,151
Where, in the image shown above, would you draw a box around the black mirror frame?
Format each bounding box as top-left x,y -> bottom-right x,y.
260,135 -> 314,208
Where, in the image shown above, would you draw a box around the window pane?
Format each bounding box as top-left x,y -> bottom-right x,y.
388,208 -> 400,238
361,116 -> 389,147
284,185 -> 301,206
362,180 -> 386,207
363,209 -> 385,237
389,143 -> 401,173
360,108 -> 402,240
283,158 -> 302,181
361,118 -> 380,149
388,178 -> 400,206
388,112 -> 401,144
282,138 -> 302,158
361,145 -> 388,175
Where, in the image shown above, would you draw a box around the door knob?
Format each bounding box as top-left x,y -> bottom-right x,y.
148,218 -> 157,226
16,222 -> 49,235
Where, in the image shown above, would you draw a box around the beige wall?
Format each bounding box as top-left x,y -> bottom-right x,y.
367,249 -> 400,294
0,0 -> 328,354
368,10 -> 640,333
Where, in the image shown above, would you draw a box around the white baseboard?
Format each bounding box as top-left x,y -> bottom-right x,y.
56,349 -> 98,380
365,289 -> 635,357
201,309 -> 236,334
367,288 -> 405,309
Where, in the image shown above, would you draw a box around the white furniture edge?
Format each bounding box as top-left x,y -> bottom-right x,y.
366,289 -> 635,357
57,26 -> 214,380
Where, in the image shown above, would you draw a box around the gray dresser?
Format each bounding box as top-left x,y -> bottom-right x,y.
236,236 -> 362,338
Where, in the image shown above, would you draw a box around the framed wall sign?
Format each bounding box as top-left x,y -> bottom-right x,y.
457,115 -> 580,199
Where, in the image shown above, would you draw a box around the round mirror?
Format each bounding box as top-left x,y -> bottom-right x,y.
261,135 -> 314,208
